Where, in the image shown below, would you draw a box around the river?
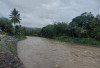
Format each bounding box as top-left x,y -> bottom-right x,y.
18,36 -> 100,68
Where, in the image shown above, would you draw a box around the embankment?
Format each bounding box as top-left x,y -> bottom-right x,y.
0,36 -> 25,68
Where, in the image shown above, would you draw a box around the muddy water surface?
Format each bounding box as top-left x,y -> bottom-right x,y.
18,36 -> 100,68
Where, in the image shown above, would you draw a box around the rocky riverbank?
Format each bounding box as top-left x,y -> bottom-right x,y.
0,36 -> 25,68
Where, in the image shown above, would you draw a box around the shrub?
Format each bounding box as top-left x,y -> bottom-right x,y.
0,42 -> 2,52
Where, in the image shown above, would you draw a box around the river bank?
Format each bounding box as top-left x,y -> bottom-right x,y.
53,36 -> 100,47
0,36 -> 25,68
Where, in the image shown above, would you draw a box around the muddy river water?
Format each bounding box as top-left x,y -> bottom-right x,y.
18,36 -> 100,68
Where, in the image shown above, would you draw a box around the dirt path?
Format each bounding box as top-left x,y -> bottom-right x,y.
18,36 -> 100,68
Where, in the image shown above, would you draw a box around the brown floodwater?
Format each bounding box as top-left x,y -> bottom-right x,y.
18,36 -> 100,68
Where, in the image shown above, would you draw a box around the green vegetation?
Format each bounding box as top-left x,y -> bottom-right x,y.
7,43 -> 16,55
0,8 -> 35,40
0,8 -> 100,46
0,32 -> 6,34
54,36 -> 100,46
15,35 -> 26,41
9,8 -> 21,25
0,42 -> 2,52
0,20 -> 14,35
40,12 -> 100,46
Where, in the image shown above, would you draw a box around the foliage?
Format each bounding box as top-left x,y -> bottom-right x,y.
70,12 -> 94,29
32,28 -> 41,36
7,43 -> 16,55
0,42 -> 2,52
24,29 -> 34,36
0,18 -> 37,37
41,12 -> 100,45
15,25 -> 25,36
0,32 -> 6,34
9,8 -> 21,35
15,35 -> 26,41
41,22 -> 68,38
0,8 -> 39,40
41,25 -> 54,38
54,36 -> 100,46
9,8 -> 21,24
0,20 -> 14,35
92,16 -> 100,40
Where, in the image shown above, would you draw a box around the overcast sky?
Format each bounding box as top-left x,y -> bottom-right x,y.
0,0 -> 100,28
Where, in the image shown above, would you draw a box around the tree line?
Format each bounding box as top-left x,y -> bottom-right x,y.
0,8 -> 35,36
41,12 -> 100,41
0,9 -> 100,42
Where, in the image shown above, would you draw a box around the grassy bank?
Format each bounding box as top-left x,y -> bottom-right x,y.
7,43 -> 16,55
15,35 -> 26,41
53,36 -> 100,46
0,42 -> 2,52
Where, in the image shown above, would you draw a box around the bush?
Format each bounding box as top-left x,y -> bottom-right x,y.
15,35 -> 26,41
0,42 -> 2,52
54,36 -> 100,46
54,36 -> 69,41
41,22 -> 68,38
7,44 -> 16,55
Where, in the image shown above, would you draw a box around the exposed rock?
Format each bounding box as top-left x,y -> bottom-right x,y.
0,36 -> 24,68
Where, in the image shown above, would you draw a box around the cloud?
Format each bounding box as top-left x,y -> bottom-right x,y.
0,0 -> 100,27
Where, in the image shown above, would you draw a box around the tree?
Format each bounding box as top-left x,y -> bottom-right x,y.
9,8 -> 21,26
91,15 -> 100,40
15,25 -> 25,36
0,20 -> 14,34
70,12 -> 94,29
69,12 -> 95,37
41,25 -> 54,38
53,22 -> 68,36
41,22 -> 68,38
9,8 -> 21,34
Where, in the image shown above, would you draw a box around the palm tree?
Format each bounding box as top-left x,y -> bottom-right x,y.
9,8 -> 21,26
9,8 -> 21,34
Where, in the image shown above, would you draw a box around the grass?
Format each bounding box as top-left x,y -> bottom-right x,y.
15,35 -> 26,41
7,43 -> 16,55
0,32 -> 6,34
0,42 -> 2,52
54,36 -> 100,46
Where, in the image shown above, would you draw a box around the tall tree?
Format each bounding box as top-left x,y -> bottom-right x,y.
9,8 -> 21,26
9,8 -> 21,35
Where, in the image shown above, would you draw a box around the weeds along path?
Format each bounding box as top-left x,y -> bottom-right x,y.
18,36 -> 100,68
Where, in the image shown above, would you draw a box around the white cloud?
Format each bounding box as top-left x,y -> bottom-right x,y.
0,0 -> 100,27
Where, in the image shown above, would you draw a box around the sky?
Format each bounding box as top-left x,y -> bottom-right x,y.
0,0 -> 100,28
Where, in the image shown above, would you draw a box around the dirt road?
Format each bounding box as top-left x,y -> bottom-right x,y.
18,36 -> 100,68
